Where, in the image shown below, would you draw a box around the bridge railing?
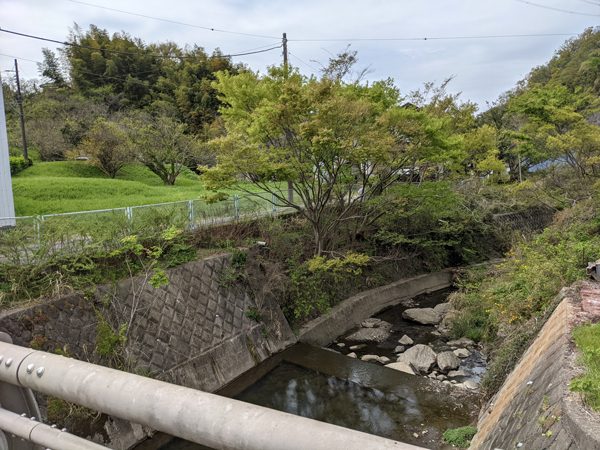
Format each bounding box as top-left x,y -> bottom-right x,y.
0,338 -> 423,450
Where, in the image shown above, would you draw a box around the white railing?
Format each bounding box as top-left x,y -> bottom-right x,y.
0,190 -> 298,263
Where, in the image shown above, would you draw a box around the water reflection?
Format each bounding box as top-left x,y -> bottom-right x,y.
237,362 -> 405,439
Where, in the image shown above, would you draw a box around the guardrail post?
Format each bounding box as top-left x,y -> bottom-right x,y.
234,195 -> 239,221
36,216 -> 43,249
188,200 -> 194,229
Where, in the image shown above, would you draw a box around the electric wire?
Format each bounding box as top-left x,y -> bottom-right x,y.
514,0 -> 600,17
288,32 -> 579,42
0,53 -> 40,64
0,28 -> 282,59
63,0 -> 582,42
66,0 -> 281,40
577,0 -> 600,6
288,52 -> 319,72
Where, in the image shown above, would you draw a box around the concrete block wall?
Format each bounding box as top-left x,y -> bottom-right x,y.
0,252 -> 297,448
470,283 -> 600,450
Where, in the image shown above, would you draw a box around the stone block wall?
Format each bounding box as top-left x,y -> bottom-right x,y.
493,208 -> 555,233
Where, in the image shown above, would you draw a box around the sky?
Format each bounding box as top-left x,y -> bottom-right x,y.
1,0 -> 599,111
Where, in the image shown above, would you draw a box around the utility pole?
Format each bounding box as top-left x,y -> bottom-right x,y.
14,59 -> 28,160
283,32 -> 294,204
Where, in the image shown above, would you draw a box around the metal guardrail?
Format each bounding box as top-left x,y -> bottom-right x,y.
0,338 -> 425,450
0,190 -> 298,261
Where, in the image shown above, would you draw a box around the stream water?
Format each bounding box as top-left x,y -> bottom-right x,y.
144,289 -> 482,450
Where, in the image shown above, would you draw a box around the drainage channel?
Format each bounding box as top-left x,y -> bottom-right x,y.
138,289 -> 482,450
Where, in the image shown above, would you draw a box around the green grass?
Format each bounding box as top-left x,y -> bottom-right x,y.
11,162 -> 280,216
570,322 -> 600,410
442,426 -> 477,448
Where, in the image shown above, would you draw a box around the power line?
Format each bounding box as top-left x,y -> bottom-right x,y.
577,0 -> 600,6
0,53 -> 40,64
66,0 -> 280,40
288,52 -> 318,72
60,0 -> 582,43
0,28 -> 281,59
289,32 -> 579,42
514,0 -> 600,17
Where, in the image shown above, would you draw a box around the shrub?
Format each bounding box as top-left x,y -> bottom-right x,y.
9,156 -> 32,174
442,426 -> 477,447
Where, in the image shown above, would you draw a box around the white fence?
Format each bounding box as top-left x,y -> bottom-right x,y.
0,191 -> 297,263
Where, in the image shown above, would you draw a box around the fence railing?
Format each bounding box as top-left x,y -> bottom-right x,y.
0,190 -> 298,263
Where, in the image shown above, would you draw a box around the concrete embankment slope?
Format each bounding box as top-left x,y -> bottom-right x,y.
0,254 -> 298,448
298,270 -> 453,346
470,282 -> 600,450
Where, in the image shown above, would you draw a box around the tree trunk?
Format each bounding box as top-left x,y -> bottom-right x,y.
313,226 -> 324,256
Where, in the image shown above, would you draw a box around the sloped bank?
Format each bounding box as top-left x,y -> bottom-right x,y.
0,253 -> 297,449
298,270 -> 454,346
470,282 -> 600,450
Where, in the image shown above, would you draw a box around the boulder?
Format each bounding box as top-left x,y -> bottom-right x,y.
437,351 -> 461,371
402,308 -> 442,325
336,343 -> 346,348
385,362 -> 416,375
349,344 -> 367,351
347,352 -> 357,358
362,355 -> 390,364
464,380 -> 479,390
434,302 -> 452,316
361,318 -> 382,328
398,335 -> 414,346
454,348 -> 471,358
397,344 -> 437,373
448,370 -> 467,378
346,321 -> 392,342
393,345 -> 406,354
446,337 -> 475,347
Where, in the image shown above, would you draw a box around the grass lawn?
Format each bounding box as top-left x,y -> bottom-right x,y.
11,162 -> 278,216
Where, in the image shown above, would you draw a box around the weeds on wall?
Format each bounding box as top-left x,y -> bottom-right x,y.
447,197 -> 600,398
570,321 -> 600,411
219,249 -> 248,288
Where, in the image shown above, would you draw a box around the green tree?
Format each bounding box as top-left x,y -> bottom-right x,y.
68,118 -> 134,178
508,85 -> 600,203
129,116 -> 201,185
202,66 -> 461,255
38,48 -> 68,89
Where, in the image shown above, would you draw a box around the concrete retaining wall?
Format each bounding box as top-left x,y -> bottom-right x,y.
0,253 -> 296,449
470,282 -> 600,450
493,208 -> 555,233
298,270 -> 454,346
